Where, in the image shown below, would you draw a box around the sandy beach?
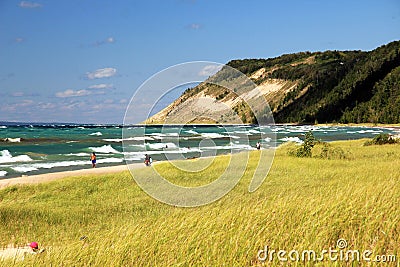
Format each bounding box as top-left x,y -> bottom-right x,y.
0,163 -> 144,189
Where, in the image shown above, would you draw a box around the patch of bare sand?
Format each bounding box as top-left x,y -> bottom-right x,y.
0,245 -> 44,261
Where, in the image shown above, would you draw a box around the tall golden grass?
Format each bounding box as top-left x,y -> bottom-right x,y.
0,139 -> 399,266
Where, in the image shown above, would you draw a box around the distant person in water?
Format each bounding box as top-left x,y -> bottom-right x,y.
256,141 -> 261,150
90,152 -> 96,168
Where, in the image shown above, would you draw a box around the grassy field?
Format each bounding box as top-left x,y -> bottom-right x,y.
0,140 -> 399,266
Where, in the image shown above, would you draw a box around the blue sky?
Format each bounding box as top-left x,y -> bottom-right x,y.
0,0 -> 399,124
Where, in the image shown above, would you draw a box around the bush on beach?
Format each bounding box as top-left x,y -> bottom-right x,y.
287,131 -> 315,158
364,133 -> 399,145
287,131 -> 351,159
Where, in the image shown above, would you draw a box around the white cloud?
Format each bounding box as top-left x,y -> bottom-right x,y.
9,91 -> 39,97
60,101 -> 87,111
19,99 -> 34,106
38,102 -> 56,109
188,23 -> 201,30
56,89 -> 92,98
198,65 -> 222,77
88,83 -> 113,89
15,37 -> 24,43
104,99 -> 114,104
86,68 -> 117,79
0,100 -> 32,112
19,1 -> 42,8
11,92 -> 24,97
93,37 -> 115,47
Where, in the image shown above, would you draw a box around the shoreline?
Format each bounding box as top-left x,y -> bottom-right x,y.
0,163 -> 142,189
0,153 -> 231,190
1,124 -> 398,190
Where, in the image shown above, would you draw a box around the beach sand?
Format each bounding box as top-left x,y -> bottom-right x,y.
0,163 -> 145,189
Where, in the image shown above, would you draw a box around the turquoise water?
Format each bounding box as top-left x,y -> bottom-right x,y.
0,123 -> 397,179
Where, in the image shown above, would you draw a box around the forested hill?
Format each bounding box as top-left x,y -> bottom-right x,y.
147,41 -> 400,124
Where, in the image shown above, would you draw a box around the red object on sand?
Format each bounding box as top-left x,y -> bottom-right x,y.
29,242 -> 38,249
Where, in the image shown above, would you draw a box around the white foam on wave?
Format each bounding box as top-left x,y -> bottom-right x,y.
185,130 -> 199,135
103,138 -> 123,142
248,129 -> 261,134
147,142 -> 177,149
10,157 -> 124,173
287,128 -> 307,133
103,136 -> 154,142
312,127 -> 338,132
357,130 -> 383,134
124,147 -> 202,158
224,132 -> 242,138
148,133 -> 179,140
97,158 -> 123,163
201,133 -> 227,139
280,137 -> 303,143
4,138 -> 21,143
11,166 -> 38,173
234,130 -> 252,135
179,147 -> 202,153
89,145 -> 120,154
128,144 -> 146,148
124,155 -> 144,161
0,126 -> 7,129
0,170 -> 7,176
200,142 -> 254,150
65,153 -> 90,157
132,136 -> 154,141
89,132 -> 103,136
271,127 -> 286,132
0,150 -> 33,164
228,143 -> 254,150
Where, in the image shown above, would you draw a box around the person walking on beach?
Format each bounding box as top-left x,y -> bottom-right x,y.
90,152 -> 97,168
256,141 -> 261,150
144,154 -> 152,166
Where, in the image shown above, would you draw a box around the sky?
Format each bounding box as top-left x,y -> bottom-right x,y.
0,0 -> 399,124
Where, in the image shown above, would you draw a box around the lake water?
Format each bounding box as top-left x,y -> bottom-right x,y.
0,123 -> 397,178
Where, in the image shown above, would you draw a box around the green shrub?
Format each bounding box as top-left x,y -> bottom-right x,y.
316,143 -> 350,160
287,131 -> 351,159
288,131 -> 315,157
364,133 -> 398,146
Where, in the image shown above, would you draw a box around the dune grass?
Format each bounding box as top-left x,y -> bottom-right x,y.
0,140 -> 399,266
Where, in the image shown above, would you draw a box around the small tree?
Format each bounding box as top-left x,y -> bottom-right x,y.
296,131 -> 315,157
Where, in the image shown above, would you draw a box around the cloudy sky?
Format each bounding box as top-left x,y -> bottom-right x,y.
1,0 -> 399,124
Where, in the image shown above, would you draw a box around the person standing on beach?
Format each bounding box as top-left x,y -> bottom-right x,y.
256,141 -> 261,150
144,154 -> 150,166
90,152 -> 97,168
